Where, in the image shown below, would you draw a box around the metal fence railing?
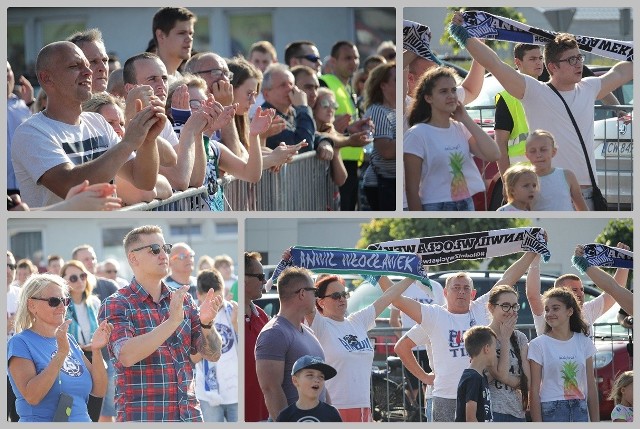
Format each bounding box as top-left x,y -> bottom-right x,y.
120,151 -> 339,211
464,105 -> 633,211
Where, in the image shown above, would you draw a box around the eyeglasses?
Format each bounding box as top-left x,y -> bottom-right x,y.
7,263 -> 16,270
67,273 -> 87,283
498,303 -> 520,312
172,252 -> 195,261
297,287 -> 317,295
320,291 -> 350,300
319,99 -> 339,110
189,99 -> 204,109
297,54 -> 322,63
30,296 -> 71,308
246,273 -> 266,282
131,243 -> 173,255
195,68 -> 234,80
556,54 -> 585,66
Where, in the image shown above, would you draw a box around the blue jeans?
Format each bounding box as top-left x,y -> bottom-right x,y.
425,398 -> 433,422
422,197 -> 475,211
541,399 -> 588,422
493,412 -> 526,422
200,402 -> 238,422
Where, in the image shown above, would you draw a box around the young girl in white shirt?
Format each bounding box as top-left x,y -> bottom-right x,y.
528,288 -> 598,422
497,164 -> 539,211
404,66 -> 499,211
609,371 -> 633,422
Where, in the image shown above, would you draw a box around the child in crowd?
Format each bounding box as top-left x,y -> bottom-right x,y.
528,288 -> 598,422
609,371 -> 633,422
455,326 -> 496,422
525,130 -> 588,211
276,355 -> 342,422
497,164 -> 539,211
404,66 -> 500,211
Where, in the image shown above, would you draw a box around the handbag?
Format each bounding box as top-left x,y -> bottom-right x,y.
547,83 -> 608,211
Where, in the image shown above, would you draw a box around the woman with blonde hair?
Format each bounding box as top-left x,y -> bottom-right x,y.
60,260 -> 104,421
7,274 -> 111,421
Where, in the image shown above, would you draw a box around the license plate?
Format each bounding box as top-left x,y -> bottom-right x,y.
599,141 -> 633,158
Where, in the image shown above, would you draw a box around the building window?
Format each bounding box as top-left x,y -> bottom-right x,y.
215,222 -> 238,235
228,12 -> 273,57
9,231 -> 43,263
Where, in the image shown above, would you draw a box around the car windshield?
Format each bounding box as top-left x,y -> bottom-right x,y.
593,303 -> 630,338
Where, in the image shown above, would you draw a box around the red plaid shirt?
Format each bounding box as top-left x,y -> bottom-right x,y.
98,279 -> 204,421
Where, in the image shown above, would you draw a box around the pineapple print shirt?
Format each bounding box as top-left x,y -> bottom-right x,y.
527,332 -> 597,402
404,122 -> 485,204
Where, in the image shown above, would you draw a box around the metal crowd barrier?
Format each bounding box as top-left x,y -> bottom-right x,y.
465,104 -> 633,211
120,151 -> 340,211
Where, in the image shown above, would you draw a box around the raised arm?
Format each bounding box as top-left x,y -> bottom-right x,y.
373,276 -> 414,317
450,12 -> 526,99
379,276 -> 422,324
495,251 -> 538,289
526,254 -> 544,316
460,59 -> 485,105
597,61 -> 633,100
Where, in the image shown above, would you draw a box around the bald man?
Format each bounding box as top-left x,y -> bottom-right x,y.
11,41 -> 164,207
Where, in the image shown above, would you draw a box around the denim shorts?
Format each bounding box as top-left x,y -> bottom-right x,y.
422,197 -> 475,211
541,399 -> 588,422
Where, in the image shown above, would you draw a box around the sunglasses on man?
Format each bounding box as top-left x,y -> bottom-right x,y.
246,273 -> 266,282
131,243 -> 173,255
297,54 -> 322,63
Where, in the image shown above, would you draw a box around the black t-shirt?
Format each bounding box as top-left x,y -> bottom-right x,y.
276,401 -> 342,422
455,368 -> 493,422
494,95 -> 513,133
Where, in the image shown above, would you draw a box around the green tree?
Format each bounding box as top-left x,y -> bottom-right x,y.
357,218 -> 530,271
440,7 -> 527,57
594,219 -> 633,287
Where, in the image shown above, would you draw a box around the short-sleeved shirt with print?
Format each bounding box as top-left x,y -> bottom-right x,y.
98,279 -> 205,422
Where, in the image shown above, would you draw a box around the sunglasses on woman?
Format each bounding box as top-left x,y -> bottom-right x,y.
319,99 -> 339,110
246,273 -> 266,282
31,296 -> 71,307
67,273 -> 87,283
131,243 -> 173,255
320,291 -> 350,300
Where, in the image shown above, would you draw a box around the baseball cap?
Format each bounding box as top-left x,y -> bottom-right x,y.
291,355 -> 337,380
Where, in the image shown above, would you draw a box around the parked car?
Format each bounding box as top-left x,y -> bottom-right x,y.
593,303 -> 633,420
465,67 -> 633,210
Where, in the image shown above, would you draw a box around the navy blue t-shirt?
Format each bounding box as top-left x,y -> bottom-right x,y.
455,368 -> 493,422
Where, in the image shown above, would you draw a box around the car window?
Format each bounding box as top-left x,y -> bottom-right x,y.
593,303 -> 629,338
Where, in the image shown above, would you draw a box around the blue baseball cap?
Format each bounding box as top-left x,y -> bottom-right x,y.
291,355 -> 337,380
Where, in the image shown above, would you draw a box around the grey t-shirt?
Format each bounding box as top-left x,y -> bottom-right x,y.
486,329 -> 529,419
255,315 -> 326,406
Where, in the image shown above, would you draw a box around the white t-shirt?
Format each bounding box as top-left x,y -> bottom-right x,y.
403,121 -> 484,205
527,332 -> 597,402
521,75 -> 601,186
195,300 -> 238,406
309,304 -> 376,408
11,111 -> 126,207
533,293 -> 605,337
417,292 -> 491,399
161,119 -> 180,147
393,280 -> 444,351
7,285 -> 21,338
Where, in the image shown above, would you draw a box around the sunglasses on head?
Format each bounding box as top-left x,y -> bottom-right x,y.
31,296 -> 71,307
131,243 -> 173,255
320,291 -> 349,300
298,54 -> 321,63
67,273 -> 87,283
246,273 -> 266,282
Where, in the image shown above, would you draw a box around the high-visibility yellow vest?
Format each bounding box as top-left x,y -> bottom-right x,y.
496,90 -> 529,165
320,74 -> 363,163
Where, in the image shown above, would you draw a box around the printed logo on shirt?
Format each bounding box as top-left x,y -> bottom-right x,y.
297,416 -> 321,422
215,322 -> 235,354
339,334 -> 373,352
448,329 -> 469,358
52,351 -> 85,377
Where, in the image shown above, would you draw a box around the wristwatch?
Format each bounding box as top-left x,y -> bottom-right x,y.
200,320 -> 213,329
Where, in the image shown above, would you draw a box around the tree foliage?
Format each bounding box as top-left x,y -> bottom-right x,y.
595,219 -> 633,286
357,218 -> 530,271
440,7 -> 527,55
